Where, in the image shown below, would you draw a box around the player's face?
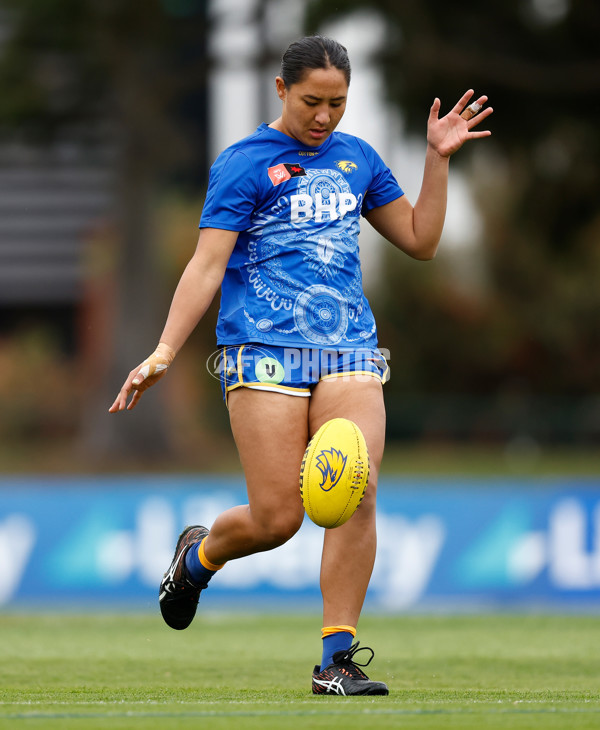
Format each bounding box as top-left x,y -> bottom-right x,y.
274,67 -> 348,147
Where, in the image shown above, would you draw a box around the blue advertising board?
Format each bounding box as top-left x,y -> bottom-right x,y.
1,475 -> 599,611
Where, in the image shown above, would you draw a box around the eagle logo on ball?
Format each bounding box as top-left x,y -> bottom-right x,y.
316,448 -> 347,491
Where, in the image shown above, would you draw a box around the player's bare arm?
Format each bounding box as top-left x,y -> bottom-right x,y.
109,227 -> 239,412
158,227 -> 239,354
365,89 -> 492,261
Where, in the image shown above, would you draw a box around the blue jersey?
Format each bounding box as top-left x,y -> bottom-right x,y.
200,123 -> 403,349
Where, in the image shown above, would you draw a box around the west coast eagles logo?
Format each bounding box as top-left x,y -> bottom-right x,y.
316,448 -> 348,491
335,160 -> 358,174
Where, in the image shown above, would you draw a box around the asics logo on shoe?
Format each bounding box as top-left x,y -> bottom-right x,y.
159,525 -> 209,631
159,548 -> 186,600
311,642 -> 389,696
313,676 -> 347,695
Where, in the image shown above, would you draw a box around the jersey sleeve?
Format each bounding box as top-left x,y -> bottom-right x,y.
200,149 -> 258,231
356,138 -> 404,215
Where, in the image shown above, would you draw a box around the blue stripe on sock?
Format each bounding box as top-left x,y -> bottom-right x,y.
184,540 -> 216,588
321,631 -> 353,671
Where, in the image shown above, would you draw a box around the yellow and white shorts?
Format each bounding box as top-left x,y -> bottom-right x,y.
217,344 -> 389,402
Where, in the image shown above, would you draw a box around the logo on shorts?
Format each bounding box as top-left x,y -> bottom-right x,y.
316,448 -> 347,491
255,356 -> 285,384
335,160 -> 358,174
268,163 -> 307,186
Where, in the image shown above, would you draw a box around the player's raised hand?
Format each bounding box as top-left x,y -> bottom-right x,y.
427,90 -> 493,158
108,342 -> 176,412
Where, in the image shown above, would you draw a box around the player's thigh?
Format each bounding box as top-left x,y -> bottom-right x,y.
309,376 -> 386,506
228,387 -> 310,523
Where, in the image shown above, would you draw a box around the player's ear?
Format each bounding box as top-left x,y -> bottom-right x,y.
275,76 -> 287,101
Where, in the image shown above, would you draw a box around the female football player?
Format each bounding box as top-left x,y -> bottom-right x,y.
110,35 -> 492,695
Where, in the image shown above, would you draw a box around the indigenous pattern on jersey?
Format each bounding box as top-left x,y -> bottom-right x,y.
200,124 -> 403,349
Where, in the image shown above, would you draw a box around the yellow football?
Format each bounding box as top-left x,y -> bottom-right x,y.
299,418 -> 370,529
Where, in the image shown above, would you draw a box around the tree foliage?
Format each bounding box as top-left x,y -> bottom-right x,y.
0,0 -> 209,161
306,0 -> 600,405
0,0 -> 210,458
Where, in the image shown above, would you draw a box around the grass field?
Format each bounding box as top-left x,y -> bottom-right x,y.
1,612 -> 599,729
3,438 -> 600,477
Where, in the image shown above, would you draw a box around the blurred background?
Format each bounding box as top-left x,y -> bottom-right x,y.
1,0 -> 599,612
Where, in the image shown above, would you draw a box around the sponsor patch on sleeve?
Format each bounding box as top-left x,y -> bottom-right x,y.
268,163 -> 306,186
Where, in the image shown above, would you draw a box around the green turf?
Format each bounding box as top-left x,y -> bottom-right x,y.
1,613 -> 599,729
3,438 -> 600,476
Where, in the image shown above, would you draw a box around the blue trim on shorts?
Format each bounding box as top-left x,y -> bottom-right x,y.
217,344 -> 389,402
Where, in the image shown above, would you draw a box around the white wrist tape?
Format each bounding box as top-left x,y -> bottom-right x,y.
132,343 -> 175,388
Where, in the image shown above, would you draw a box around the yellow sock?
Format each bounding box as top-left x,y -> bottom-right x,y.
198,538 -> 226,572
321,625 -> 356,639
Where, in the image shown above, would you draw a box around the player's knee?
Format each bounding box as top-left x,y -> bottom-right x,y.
261,507 -> 304,547
356,478 -> 377,516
